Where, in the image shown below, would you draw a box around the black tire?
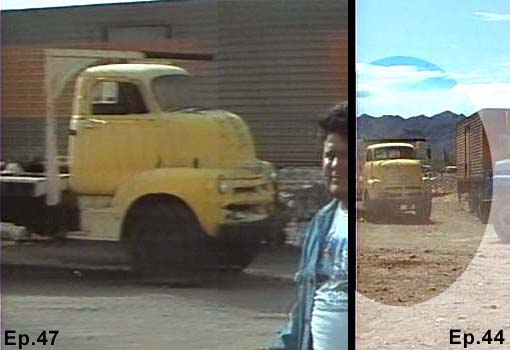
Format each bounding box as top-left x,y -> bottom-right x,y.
379,200 -> 397,219
214,237 -> 261,271
416,196 -> 432,221
494,204 -> 510,243
125,198 -> 204,277
264,219 -> 288,247
364,192 -> 377,223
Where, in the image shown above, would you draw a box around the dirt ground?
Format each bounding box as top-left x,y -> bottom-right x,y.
357,194 -> 510,349
357,194 -> 486,305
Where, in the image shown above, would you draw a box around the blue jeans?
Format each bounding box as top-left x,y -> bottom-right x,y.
311,307 -> 348,350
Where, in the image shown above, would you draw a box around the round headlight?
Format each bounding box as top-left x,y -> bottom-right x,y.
218,176 -> 229,194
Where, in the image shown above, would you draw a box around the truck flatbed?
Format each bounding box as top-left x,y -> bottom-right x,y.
0,174 -> 69,197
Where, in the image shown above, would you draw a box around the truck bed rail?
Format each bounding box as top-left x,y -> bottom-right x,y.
0,174 -> 69,197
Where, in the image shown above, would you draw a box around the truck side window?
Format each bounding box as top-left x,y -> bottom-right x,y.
92,81 -> 148,115
374,148 -> 386,160
366,150 -> 373,162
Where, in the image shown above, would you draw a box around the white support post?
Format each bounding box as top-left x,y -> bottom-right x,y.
45,56 -> 61,206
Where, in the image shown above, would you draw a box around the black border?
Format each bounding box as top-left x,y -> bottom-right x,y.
348,0 -> 357,349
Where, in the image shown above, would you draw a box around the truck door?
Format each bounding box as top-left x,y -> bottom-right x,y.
70,80 -> 158,194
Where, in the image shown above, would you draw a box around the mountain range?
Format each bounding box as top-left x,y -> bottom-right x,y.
357,111 -> 466,161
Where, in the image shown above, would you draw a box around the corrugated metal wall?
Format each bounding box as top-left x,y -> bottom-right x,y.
456,115 -> 486,180
1,1 -> 219,46
1,0 -> 348,165
217,1 -> 347,165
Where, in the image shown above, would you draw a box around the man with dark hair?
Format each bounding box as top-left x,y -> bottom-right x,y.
270,102 -> 349,350
320,101 -> 348,203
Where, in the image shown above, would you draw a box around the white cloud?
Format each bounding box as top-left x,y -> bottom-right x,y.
356,63 -> 457,116
446,72 -> 482,80
474,11 -> 510,22
357,81 -> 510,117
456,82 -> 510,109
357,62 -> 510,117
357,63 -> 446,85
357,86 -> 474,117
500,62 -> 510,67
356,63 -> 451,99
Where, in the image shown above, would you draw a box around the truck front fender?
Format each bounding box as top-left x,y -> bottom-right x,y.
365,178 -> 383,199
366,178 -> 382,186
112,168 -> 224,236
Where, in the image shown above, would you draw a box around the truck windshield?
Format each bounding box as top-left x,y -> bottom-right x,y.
374,146 -> 416,160
152,74 -> 196,111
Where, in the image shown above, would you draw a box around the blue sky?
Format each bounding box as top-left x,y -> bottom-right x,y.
357,0 -> 510,117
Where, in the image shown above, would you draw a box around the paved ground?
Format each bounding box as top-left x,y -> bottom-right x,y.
1,246 -> 300,350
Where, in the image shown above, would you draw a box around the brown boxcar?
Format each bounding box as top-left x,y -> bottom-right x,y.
456,108 -> 510,223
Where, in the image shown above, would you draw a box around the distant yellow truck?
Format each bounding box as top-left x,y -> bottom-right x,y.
359,139 -> 432,221
1,49 -> 279,273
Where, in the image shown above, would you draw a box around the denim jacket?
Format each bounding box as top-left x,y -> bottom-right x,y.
270,199 -> 340,350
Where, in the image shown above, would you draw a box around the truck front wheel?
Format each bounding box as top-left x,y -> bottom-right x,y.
364,192 -> 377,222
125,198 -> 204,276
214,238 -> 260,271
416,196 -> 432,221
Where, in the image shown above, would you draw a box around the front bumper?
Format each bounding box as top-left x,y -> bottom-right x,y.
216,216 -> 280,243
372,184 -> 427,202
379,193 -> 425,202
371,192 -> 429,208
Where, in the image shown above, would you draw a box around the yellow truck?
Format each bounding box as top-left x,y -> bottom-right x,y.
358,139 -> 432,221
1,49 -> 279,273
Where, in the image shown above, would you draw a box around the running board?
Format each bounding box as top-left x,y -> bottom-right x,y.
79,207 -> 122,239
66,231 -> 121,241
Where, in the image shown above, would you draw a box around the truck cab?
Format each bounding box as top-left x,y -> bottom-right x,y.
360,142 -> 432,221
2,59 -> 279,272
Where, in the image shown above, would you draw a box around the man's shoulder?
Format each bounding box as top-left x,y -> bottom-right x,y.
305,199 -> 339,230
302,199 -> 339,243
315,199 -> 339,218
